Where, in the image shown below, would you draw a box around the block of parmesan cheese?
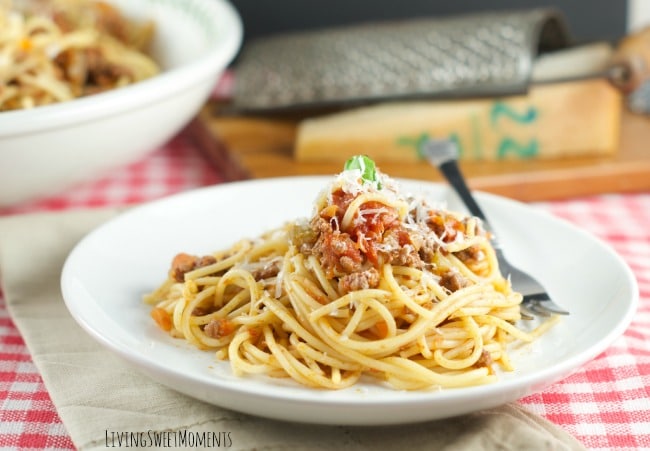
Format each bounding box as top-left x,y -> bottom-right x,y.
294,79 -> 622,163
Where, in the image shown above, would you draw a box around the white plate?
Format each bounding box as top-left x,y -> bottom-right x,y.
61,177 -> 638,425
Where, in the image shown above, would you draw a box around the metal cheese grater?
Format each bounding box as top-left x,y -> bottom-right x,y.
232,9 -> 571,112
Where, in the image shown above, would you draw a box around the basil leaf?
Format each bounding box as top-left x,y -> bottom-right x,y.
344,155 -> 381,189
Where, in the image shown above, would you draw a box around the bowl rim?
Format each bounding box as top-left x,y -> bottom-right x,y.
0,0 -> 242,137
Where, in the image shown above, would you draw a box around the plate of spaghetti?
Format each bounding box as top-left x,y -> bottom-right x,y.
61,157 -> 637,425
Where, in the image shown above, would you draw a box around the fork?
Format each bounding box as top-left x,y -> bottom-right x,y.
422,139 -> 569,318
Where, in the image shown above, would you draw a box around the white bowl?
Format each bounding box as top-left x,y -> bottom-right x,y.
0,0 -> 242,207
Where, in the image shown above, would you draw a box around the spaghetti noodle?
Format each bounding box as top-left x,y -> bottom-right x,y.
145,156 -> 552,390
1,0 -> 159,111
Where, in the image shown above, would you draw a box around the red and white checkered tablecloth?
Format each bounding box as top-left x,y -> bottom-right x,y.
0,131 -> 648,450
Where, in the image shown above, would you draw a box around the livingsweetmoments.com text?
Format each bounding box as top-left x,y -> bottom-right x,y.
105,430 -> 232,448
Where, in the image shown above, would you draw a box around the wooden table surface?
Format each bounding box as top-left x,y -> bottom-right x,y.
192,106 -> 650,202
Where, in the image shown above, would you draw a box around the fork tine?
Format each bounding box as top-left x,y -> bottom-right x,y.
525,301 -> 553,317
522,294 -> 570,315
519,307 -> 536,321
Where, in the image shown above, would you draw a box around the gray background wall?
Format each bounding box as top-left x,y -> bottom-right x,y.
230,1 -> 627,45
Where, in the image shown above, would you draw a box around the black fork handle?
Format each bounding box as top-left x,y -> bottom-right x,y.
438,159 -> 503,251
438,160 -> 486,221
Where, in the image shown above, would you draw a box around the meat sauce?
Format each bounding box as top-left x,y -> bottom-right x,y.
307,188 -> 481,294
321,189 -> 404,269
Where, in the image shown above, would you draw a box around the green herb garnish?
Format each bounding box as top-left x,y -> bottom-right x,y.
344,155 -> 382,189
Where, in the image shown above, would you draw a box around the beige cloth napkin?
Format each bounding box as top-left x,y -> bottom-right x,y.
0,209 -> 586,451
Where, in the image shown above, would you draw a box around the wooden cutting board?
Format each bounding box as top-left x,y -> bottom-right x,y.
189,104 -> 650,202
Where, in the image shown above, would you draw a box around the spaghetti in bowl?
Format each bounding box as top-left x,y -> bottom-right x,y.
0,0 -> 242,206
144,157 -> 556,391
